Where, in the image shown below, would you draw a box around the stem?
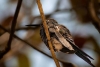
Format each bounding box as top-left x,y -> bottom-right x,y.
36,0 -> 60,67
0,0 -> 22,59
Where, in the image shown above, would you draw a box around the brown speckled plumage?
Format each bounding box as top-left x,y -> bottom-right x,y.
40,19 -> 95,67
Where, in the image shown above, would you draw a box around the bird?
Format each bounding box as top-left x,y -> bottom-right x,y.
26,19 -> 95,67
40,19 -> 95,67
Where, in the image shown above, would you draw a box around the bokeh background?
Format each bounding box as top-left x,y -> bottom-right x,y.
0,0 -> 100,67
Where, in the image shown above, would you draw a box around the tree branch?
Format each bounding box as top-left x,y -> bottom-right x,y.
0,25 -> 52,58
36,0 -> 60,67
0,25 -> 75,66
88,0 -> 100,33
0,0 -> 22,59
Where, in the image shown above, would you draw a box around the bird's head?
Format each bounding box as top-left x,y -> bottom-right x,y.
46,19 -> 58,28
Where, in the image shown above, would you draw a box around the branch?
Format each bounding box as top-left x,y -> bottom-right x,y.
0,0 -> 22,59
88,0 -> 100,33
0,25 -> 52,58
0,25 -> 75,66
36,0 -> 60,67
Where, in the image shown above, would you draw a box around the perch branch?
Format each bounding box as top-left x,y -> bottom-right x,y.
0,0 -> 22,59
0,25 -> 45,59
36,0 -> 60,67
88,0 -> 100,33
0,25 -> 68,64
0,25 -> 52,59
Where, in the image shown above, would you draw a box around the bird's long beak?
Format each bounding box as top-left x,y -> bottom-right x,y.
26,24 -> 41,27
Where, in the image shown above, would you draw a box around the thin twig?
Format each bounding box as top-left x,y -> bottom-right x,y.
0,25 -> 71,65
30,6 -> 89,21
88,0 -> 100,33
0,25 -> 69,64
0,25 -> 52,59
0,0 -> 22,59
36,0 -> 60,67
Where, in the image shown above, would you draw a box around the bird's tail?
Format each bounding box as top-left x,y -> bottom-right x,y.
66,38 -> 95,67
75,50 -> 95,67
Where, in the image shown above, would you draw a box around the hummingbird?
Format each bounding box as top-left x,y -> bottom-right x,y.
26,19 -> 95,67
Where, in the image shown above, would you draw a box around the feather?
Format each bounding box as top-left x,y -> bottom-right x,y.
58,24 -> 95,67
26,19 -> 95,67
75,52 -> 95,67
59,25 -> 94,60
40,19 -> 95,67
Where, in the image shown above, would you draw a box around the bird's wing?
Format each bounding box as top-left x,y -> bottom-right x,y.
56,25 -> 95,67
54,28 -> 74,51
40,25 -> 50,48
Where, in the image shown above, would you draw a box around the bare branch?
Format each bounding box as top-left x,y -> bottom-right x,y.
0,25 -> 52,58
0,25 -> 74,66
36,0 -> 60,67
88,0 -> 100,33
0,0 -> 22,59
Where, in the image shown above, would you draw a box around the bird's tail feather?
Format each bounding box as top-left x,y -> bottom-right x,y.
75,52 -> 95,67
66,38 -> 95,67
66,38 -> 94,60
73,45 -> 94,60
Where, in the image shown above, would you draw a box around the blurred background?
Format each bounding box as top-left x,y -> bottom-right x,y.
0,0 -> 100,67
